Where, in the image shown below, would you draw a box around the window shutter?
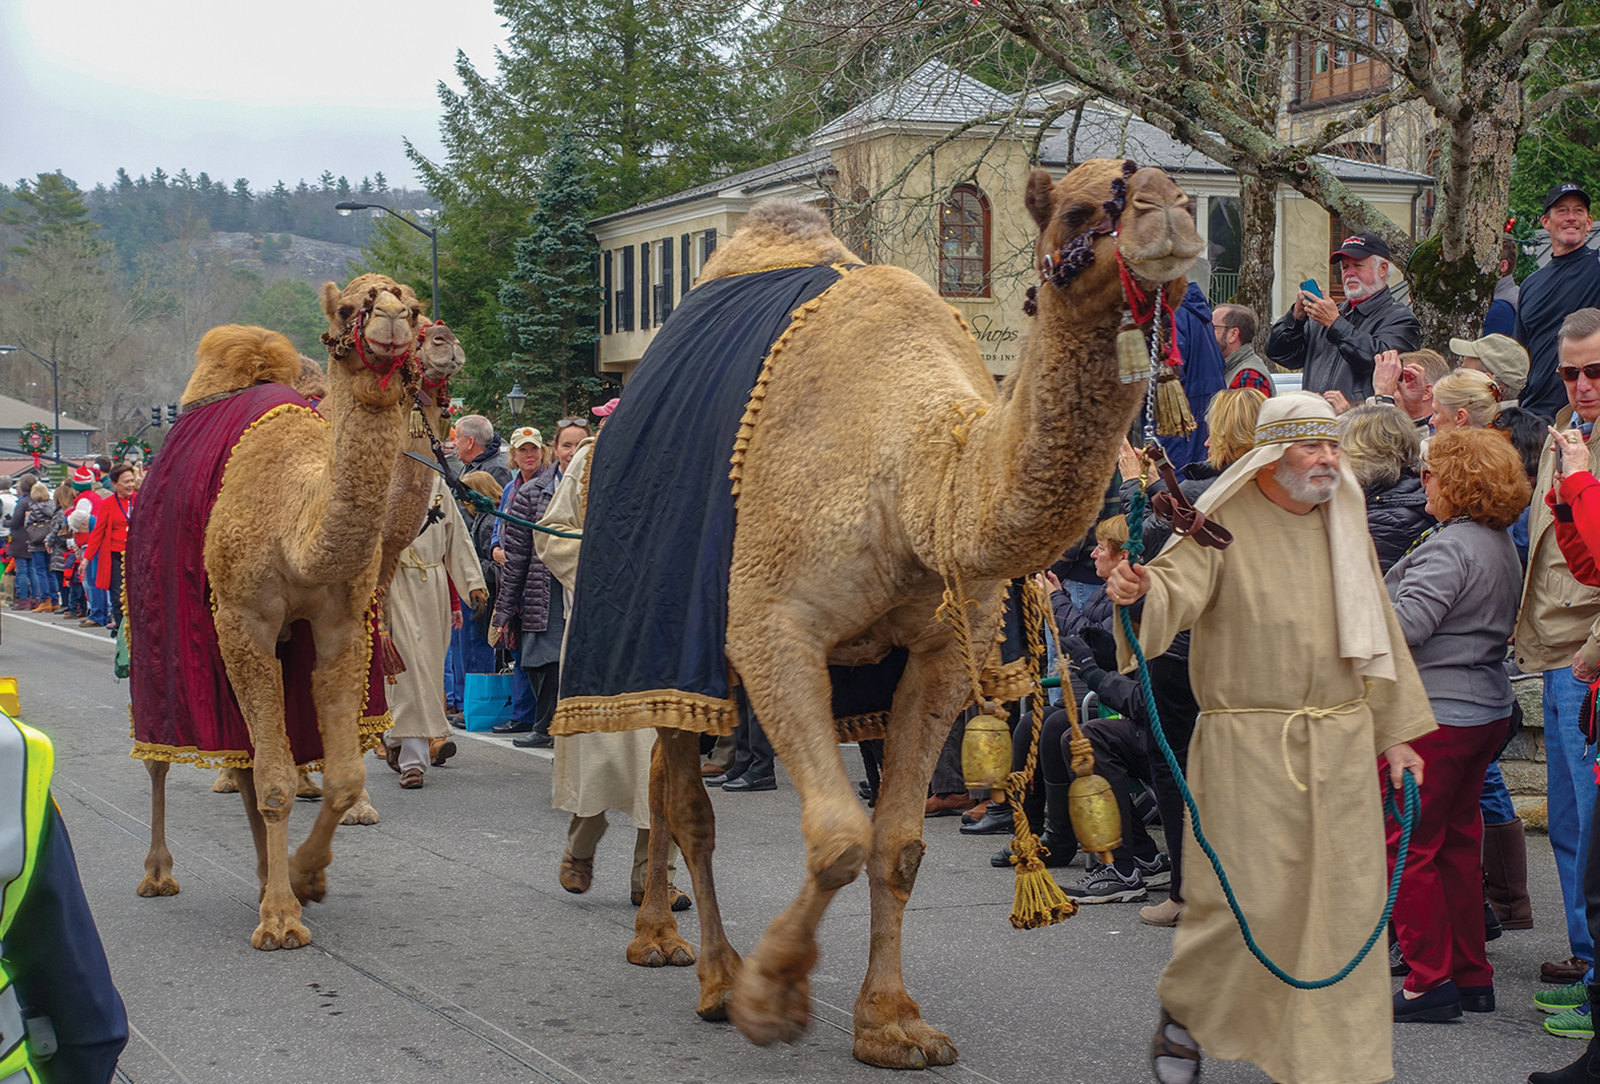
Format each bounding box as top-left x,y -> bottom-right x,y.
659,236 -> 673,324
681,233 -> 691,295
602,250 -> 613,335
620,246 -> 634,331
704,228 -> 717,261
640,241 -> 651,328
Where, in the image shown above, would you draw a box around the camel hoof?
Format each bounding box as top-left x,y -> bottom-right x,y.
136,873 -> 179,897
853,1023 -> 959,1069
295,766 -> 322,800
251,917 -> 311,951
730,962 -> 811,1046
627,933 -> 696,968
340,795 -> 379,825
290,864 -> 327,904
212,767 -> 240,793
697,987 -> 732,1022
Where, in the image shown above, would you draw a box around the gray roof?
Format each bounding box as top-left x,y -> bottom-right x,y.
588,148 -> 830,227
812,60 -> 1019,140
0,393 -> 97,432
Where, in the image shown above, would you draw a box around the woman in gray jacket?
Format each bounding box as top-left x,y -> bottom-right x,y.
1382,427 -> 1531,1023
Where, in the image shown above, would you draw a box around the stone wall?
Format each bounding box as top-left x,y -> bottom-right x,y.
1506,674 -> 1550,830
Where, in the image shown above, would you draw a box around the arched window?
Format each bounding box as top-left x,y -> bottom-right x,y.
940,184 -> 990,298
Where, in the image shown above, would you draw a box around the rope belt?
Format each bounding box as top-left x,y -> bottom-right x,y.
1199,688 -> 1371,794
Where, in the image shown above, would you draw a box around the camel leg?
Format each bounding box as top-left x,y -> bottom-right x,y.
726,634 -> 873,1048
212,766 -> 240,793
339,787 -> 380,826
214,604 -> 308,950
136,759 -> 179,896
236,768 -> 269,895
852,645 -> 970,1069
628,734 -> 697,970
289,611 -> 369,904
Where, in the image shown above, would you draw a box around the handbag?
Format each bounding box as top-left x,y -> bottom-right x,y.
1581,678 -> 1600,746
463,649 -> 518,732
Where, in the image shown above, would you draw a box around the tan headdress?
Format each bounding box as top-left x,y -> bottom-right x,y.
1188,391 -> 1399,681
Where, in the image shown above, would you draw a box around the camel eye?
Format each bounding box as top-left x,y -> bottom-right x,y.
1061,203 -> 1095,231
338,304 -> 355,321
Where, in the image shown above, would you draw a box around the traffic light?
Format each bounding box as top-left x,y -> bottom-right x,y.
151,405 -> 161,426
167,403 -> 178,424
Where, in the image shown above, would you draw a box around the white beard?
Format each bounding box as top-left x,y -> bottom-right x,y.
1343,275 -> 1383,302
1276,458 -> 1340,504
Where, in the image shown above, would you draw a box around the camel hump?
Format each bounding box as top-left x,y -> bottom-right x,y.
699,198 -> 861,283
181,324 -> 304,406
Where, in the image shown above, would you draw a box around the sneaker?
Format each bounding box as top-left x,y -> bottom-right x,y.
1546,1003 -> 1594,1039
1063,863 -> 1148,904
1537,981 -> 1590,1015
1133,852 -> 1172,889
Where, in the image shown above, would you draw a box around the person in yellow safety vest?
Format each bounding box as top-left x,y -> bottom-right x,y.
0,713 -> 127,1084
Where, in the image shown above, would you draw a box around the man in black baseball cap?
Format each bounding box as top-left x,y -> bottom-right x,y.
1514,183 -> 1600,416
1263,230 -> 1420,403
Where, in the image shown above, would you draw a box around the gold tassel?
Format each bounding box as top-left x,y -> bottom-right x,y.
1155,371 -> 1196,437
1007,830 -> 1078,929
409,407 -> 425,438
1116,312 -> 1147,384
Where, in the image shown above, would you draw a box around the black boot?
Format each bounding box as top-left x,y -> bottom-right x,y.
1484,898 -> 1503,942
1037,782 -> 1078,869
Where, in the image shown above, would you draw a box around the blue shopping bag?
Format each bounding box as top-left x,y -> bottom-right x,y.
463,670 -> 515,732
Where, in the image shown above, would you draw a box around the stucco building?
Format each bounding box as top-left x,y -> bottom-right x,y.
589,62 -> 1432,380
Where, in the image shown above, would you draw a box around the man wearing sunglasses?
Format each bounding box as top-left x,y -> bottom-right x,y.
1517,308 -> 1600,995
1516,183 -> 1600,418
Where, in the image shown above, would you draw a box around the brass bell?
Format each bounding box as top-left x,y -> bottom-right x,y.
961,713 -> 1013,791
1068,772 -> 1123,864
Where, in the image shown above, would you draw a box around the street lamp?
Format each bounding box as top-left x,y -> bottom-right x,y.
506,384 -> 526,417
0,344 -> 60,462
336,201 -> 439,322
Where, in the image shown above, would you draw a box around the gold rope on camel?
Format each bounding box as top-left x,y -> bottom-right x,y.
931,401 -> 1075,929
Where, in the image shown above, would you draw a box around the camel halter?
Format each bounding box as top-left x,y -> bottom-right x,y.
319,285 -> 416,391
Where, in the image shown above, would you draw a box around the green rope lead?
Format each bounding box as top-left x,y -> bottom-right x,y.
1115,473 -> 1417,990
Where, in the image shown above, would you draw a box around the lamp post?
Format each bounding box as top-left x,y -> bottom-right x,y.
0,344 -> 60,462
335,201 -> 440,322
506,383 -> 526,418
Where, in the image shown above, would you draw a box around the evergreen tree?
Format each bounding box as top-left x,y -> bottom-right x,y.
494,130 -> 611,428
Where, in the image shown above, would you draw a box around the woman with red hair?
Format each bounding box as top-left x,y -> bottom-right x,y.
1383,427 -> 1530,1022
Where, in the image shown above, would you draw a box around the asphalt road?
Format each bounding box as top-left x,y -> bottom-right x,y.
3,607 -> 1578,1083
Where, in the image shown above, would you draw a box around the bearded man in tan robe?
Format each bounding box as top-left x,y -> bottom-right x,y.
383,472 -> 487,788
1107,392 -> 1434,1084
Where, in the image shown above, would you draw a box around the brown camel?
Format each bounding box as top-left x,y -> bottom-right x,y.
208,320 -> 466,825
625,161 -> 1202,1066
135,274 -> 422,950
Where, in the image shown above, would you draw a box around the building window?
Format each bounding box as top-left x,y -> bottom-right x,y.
1207,196 -> 1242,307
602,250 -> 613,335
1327,140 -> 1385,164
940,184 -> 990,298
1294,8 -> 1391,108
702,228 -> 717,270
1327,214 -> 1348,301
618,246 -> 634,331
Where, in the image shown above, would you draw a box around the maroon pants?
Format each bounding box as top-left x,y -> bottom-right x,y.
1384,717 -> 1510,993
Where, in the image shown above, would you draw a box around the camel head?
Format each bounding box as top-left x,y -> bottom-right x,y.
319,273 -> 424,405
1023,159 -> 1203,317
415,320 -> 465,386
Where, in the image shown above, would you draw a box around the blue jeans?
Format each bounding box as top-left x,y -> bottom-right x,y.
88,581 -> 109,625
29,552 -> 49,602
1480,760 -> 1516,823
1544,667 -> 1597,963
509,648 -> 538,725
12,554 -> 33,602
445,626 -> 464,711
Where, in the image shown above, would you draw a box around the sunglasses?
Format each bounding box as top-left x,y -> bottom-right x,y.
1419,465 -> 1432,482
555,418 -> 591,429
1559,365 -> 1600,382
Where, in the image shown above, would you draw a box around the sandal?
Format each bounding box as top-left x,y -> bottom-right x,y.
1150,1009 -> 1200,1084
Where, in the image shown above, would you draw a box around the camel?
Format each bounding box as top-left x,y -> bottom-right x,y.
622,160 -> 1202,1066
134,274 -> 423,950
207,320 -> 467,824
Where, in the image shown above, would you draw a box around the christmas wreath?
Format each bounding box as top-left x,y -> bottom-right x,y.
17,422 -> 51,468
113,435 -> 153,463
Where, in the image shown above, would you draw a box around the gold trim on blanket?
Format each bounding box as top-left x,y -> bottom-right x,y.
835,712 -> 889,743
551,690 -> 739,737
128,710 -> 392,770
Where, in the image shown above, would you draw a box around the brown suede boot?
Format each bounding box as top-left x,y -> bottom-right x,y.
1484,817 -> 1533,930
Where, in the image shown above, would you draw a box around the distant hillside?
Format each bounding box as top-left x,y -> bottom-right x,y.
194,232 -> 362,284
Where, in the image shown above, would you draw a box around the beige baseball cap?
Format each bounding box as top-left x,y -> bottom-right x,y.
508,426 -> 544,449
1449,333 -> 1529,397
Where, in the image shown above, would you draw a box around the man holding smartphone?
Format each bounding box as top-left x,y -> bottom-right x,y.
1264,233 -> 1422,402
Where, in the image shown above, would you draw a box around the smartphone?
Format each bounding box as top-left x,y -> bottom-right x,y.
1300,279 -> 1323,298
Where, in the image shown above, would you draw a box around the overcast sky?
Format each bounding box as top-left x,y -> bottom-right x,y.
0,0 -> 511,194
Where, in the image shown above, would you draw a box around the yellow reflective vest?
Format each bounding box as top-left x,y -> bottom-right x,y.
0,714 -> 54,1083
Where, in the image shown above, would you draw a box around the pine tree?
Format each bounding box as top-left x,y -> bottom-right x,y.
494,130 -> 611,429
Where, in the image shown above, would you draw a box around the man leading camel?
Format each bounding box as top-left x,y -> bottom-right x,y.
1106,392 -> 1433,1084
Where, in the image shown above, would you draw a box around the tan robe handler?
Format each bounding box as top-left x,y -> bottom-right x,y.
387,473 -> 486,743
1119,479 -> 1434,1084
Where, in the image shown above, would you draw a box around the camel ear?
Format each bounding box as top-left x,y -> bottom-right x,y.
1026,170 -> 1056,232
320,282 -> 342,322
